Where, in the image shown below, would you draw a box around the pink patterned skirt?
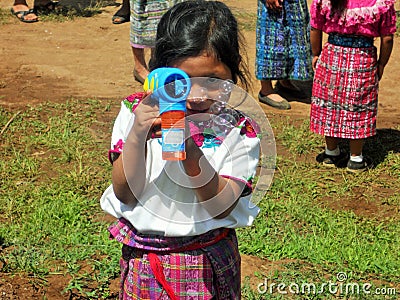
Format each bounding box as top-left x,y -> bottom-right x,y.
109,218 -> 241,299
310,42 -> 379,139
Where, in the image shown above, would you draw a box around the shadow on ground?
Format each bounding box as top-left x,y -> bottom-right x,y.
366,128 -> 400,165
336,128 -> 400,169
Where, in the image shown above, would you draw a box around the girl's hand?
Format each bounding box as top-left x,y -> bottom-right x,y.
130,93 -> 162,142
377,63 -> 385,81
312,55 -> 319,71
266,0 -> 282,10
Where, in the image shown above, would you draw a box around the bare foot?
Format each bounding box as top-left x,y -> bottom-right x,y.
260,92 -> 288,103
12,4 -> 38,22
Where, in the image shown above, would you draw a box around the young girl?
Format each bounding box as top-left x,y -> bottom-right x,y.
309,0 -> 396,172
100,1 -> 261,298
255,0 -> 314,110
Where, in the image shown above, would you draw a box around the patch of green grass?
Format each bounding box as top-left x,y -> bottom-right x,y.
0,8 -> 12,25
38,3 -> 104,22
274,117 -> 322,155
0,100 -> 119,298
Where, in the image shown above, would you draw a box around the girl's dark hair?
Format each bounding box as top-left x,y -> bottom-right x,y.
330,0 -> 347,16
149,0 -> 250,90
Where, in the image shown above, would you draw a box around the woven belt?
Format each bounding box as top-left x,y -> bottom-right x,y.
328,33 -> 374,48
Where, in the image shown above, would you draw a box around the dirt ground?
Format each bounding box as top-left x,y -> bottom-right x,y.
0,0 -> 399,298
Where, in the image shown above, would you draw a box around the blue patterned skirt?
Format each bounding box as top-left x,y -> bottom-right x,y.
255,0 -> 313,80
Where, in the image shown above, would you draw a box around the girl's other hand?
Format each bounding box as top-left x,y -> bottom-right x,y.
312,56 -> 319,71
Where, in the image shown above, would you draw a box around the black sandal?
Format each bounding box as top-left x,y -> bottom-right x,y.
10,7 -> 38,23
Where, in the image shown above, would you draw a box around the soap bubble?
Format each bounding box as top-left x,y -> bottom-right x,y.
211,107 -> 240,137
188,86 -> 208,103
219,79 -> 234,94
214,93 -> 229,104
209,101 -> 224,114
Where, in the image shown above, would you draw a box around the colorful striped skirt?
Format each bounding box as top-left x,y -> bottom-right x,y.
310,42 -> 379,139
129,0 -> 186,48
255,0 -> 313,80
109,218 -> 241,299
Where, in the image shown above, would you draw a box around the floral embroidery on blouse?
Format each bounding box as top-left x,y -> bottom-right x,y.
188,111 -> 260,148
188,121 -> 223,148
238,116 -> 261,139
123,92 -> 146,112
108,138 -> 124,163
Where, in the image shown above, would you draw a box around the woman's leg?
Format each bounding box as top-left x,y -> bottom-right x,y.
132,47 -> 149,83
316,136 -> 347,167
260,79 -> 274,96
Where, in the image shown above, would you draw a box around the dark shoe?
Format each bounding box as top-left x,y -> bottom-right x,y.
258,92 -> 291,110
10,7 -> 38,23
316,150 -> 348,168
346,158 -> 372,173
133,69 -> 146,85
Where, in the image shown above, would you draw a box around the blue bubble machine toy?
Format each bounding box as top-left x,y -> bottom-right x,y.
143,68 -> 191,160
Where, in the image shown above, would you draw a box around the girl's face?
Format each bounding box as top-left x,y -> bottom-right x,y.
172,52 -> 232,116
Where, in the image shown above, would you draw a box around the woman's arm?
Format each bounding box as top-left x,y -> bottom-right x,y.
310,27 -> 323,70
377,34 -> 394,80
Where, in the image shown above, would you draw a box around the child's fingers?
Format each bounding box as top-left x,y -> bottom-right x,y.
148,118 -> 162,139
